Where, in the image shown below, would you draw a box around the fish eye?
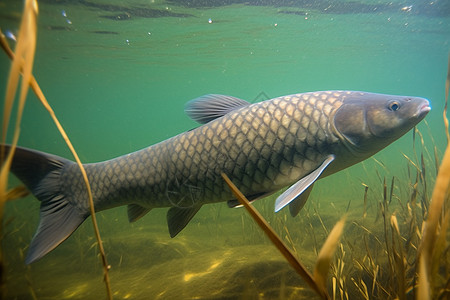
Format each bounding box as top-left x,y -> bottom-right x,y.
388,101 -> 400,111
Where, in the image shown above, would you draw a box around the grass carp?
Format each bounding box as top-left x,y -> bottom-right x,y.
2,90 -> 430,263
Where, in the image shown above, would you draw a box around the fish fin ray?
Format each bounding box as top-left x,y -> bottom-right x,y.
27,197 -> 87,264
1,145 -> 87,264
275,155 -> 335,212
184,94 -> 250,124
127,204 -> 152,222
167,205 -> 202,237
289,183 -> 314,217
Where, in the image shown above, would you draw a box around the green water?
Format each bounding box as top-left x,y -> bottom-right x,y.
0,0 -> 449,299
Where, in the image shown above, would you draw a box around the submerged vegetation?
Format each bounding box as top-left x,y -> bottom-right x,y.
222,117 -> 450,299
1,0 -> 449,299
0,1 -> 112,299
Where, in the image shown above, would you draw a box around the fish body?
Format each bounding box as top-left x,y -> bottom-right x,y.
4,90 -> 430,263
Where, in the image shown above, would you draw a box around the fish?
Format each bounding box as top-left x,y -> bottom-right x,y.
2,90 -> 430,263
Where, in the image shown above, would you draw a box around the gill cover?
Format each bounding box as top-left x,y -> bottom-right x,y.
333,100 -> 368,148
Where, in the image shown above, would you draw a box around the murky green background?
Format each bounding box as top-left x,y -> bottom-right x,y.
0,0 -> 449,299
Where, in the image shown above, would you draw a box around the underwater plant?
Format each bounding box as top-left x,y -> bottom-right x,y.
222,172 -> 345,300
0,1 -> 112,299
0,1 -> 448,299
416,54 -> 450,300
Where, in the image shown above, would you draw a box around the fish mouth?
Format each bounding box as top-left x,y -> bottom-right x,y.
415,99 -> 431,118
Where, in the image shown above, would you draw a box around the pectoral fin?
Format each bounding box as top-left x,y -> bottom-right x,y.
167,205 -> 202,238
275,155 -> 335,213
127,204 -> 152,222
288,183 -> 314,217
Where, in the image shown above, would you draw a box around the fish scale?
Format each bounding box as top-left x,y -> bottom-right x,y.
3,90 -> 430,263
61,91 -> 343,214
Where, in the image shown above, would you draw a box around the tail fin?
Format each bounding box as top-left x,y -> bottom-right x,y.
2,145 -> 88,264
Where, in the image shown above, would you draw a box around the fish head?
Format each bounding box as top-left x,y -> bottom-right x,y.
333,92 -> 431,155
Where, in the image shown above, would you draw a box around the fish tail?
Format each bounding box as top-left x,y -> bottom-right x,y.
2,145 -> 88,264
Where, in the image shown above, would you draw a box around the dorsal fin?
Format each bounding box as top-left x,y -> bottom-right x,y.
184,94 -> 250,124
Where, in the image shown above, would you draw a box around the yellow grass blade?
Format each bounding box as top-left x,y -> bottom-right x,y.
6,185 -> 29,201
444,52 -> 450,142
402,153 -> 421,173
0,7 -> 112,298
221,173 -> 329,299
1,0 -> 37,218
362,183 -> 369,218
417,52 -> 450,299
430,212 -> 450,291
313,216 -> 346,292
1,0 -> 35,145
0,2 -> 38,296
390,215 -> 406,300
417,257 -> 430,300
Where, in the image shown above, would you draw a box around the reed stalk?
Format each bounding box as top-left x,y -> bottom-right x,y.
0,1 -> 38,296
221,173 -> 329,299
0,2 -> 112,298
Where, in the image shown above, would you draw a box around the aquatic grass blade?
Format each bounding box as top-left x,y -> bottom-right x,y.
416,52 -> 450,299
0,1 -> 38,297
390,215 -> 406,300
389,177 -> 395,204
6,185 -> 29,201
221,173 -> 329,299
0,0 -> 37,249
430,212 -> 450,293
313,216 -> 346,293
434,146 -> 440,176
0,0 -> 37,214
418,257 -> 430,300
444,53 -> 450,142
362,183 -> 369,218
0,0 -> 37,146
0,12 -> 112,300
